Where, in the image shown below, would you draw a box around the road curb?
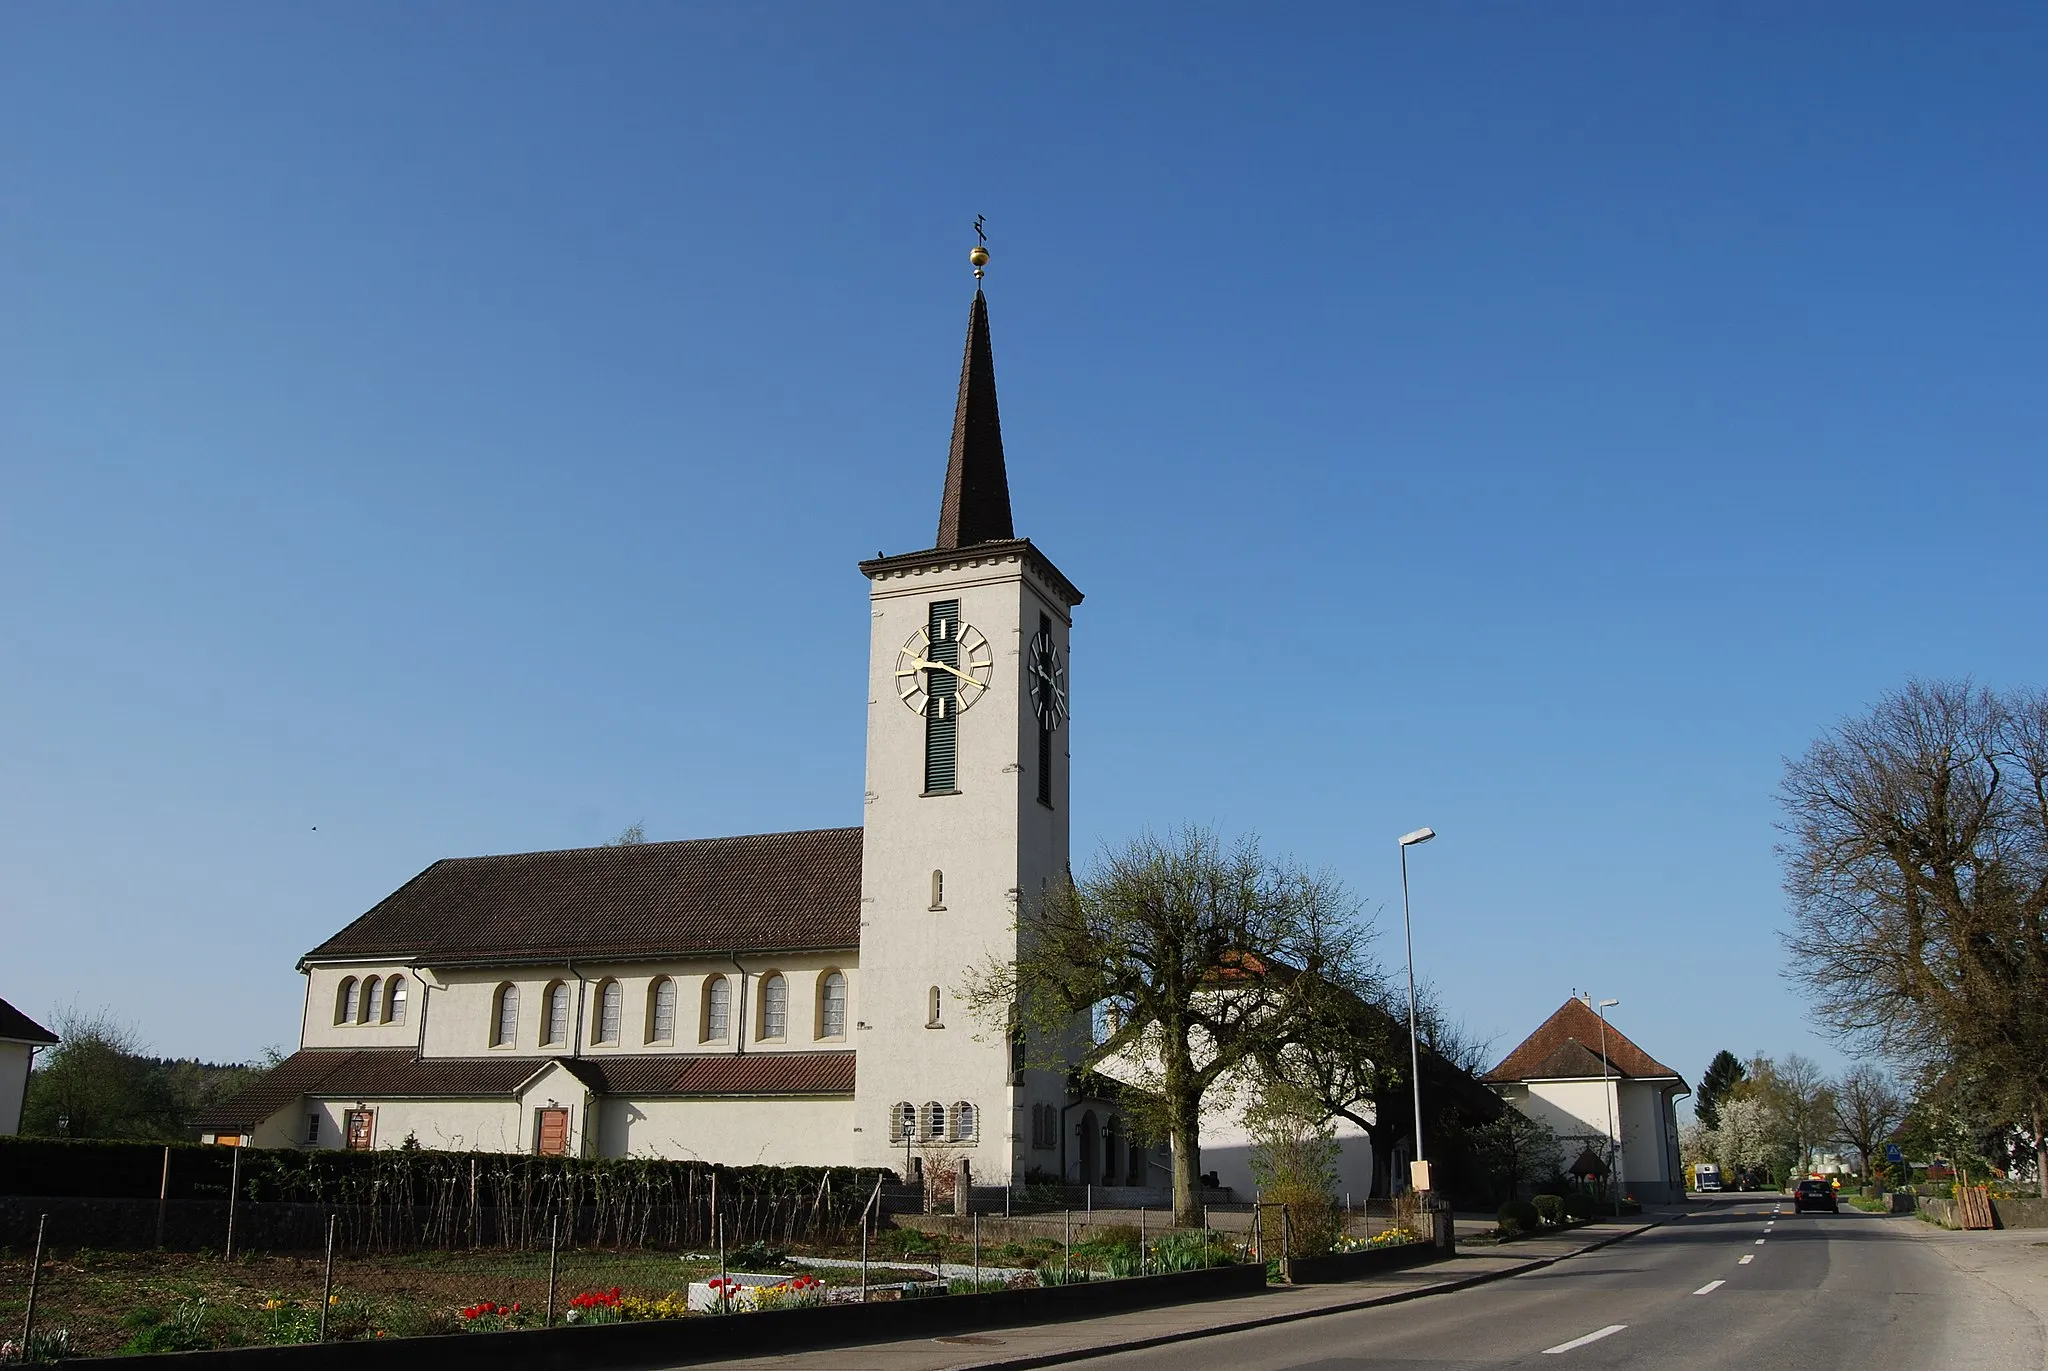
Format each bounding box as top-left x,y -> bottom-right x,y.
947,1220 -> 1666,1371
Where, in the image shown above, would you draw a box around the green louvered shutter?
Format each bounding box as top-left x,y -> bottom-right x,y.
924,599 -> 960,793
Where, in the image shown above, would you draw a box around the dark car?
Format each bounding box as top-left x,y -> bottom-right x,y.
1793,1179 -> 1838,1213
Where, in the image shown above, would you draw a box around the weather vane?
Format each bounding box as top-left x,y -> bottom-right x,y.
970,215 -> 989,280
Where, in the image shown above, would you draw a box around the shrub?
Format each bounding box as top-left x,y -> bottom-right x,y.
1263,1180 -> 1343,1257
1562,1192 -> 1596,1222
1150,1231 -> 1239,1272
1496,1199 -> 1541,1235
1532,1194 -> 1565,1226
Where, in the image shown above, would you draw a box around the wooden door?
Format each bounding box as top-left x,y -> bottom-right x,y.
344,1110 -> 375,1151
536,1107 -> 570,1156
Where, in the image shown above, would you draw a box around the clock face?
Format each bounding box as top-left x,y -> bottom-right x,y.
1029,627 -> 1068,730
896,619 -> 994,718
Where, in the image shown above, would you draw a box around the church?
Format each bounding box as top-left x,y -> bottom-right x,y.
198,267 -> 1140,1189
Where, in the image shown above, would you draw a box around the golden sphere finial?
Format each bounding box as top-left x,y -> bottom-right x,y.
970,244 -> 989,274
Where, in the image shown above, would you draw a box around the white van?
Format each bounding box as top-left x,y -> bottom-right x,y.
1692,1163 -> 1724,1192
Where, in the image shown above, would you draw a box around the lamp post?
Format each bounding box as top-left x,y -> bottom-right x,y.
1398,827 -> 1436,1190
1597,998 -> 1621,1217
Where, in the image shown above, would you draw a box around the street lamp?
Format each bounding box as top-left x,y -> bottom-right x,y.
1596,998 -> 1621,1217
1398,826 -> 1436,1190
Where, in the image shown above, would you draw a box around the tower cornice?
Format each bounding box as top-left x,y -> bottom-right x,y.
858,537 -> 1083,610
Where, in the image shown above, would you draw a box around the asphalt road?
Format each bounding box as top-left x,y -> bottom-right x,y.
1066,1195 -> 2046,1371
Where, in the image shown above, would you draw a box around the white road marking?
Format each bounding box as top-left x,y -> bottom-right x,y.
1694,1280 -> 1726,1295
1543,1325 -> 1628,1355
1739,1254 -> 1755,1264
1755,1238 -> 1767,1244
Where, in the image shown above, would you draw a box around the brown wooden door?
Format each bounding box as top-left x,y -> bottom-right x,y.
344,1110 -> 375,1151
536,1107 -> 570,1156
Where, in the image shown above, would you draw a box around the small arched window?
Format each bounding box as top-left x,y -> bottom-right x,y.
926,986 -> 943,1028
360,976 -> 381,1024
818,971 -> 848,1039
543,981 -> 570,1046
492,984 -> 519,1047
891,1101 -> 915,1143
924,1101 -> 947,1141
952,1101 -> 977,1142
647,977 -> 676,1044
384,976 -> 407,1025
703,976 -> 731,1042
594,980 -> 622,1045
929,870 -> 945,910
336,978 -> 359,1026
760,973 -> 788,1039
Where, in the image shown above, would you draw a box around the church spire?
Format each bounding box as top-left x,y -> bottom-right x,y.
934,275 -> 1015,549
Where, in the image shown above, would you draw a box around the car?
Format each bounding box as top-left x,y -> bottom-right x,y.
1793,1178 -> 1838,1213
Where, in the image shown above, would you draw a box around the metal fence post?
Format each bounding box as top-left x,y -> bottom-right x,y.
1064,1209 -> 1072,1281
545,1214 -> 560,1327
1138,1207 -> 1146,1276
19,1213 -> 47,1355
225,1145 -> 242,1261
859,1214 -> 868,1303
1281,1205 -> 1293,1263
973,1213 -> 981,1292
157,1146 -> 171,1249
318,1213 -> 336,1341
1253,1204 -> 1262,1265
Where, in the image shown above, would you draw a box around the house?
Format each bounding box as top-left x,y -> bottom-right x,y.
197,271 -> 1129,1185
1482,997 -> 1690,1203
0,998 -> 58,1136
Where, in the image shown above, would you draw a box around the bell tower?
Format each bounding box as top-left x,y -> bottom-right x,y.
852,247 -> 1082,1186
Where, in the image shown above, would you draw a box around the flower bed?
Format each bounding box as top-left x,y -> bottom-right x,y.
1279,1233 -> 1448,1285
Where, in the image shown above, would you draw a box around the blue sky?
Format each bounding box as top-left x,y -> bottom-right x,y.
3,4 -> 2042,1108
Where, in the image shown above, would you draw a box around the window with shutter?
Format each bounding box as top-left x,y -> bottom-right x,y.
924,600 -> 959,793
1036,614 -> 1054,807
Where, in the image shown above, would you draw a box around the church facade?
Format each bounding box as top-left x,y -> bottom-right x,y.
198,285 -> 1128,1188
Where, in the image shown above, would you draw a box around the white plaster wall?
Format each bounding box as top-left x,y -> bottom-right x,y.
855,553 -> 1077,1184
1512,1079 -> 1678,1189
595,1096 -> 859,1165
1198,1111 -> 1376,1202
0,1042 -> 33,1134
300,966 -> 423,1049
389,957 -> 858,1060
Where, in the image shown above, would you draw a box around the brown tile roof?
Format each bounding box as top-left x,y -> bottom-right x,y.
304,828 -> 862,966
194,1048 -> 856,1131
1483,998 -> 1687,1087
0,997 -> 57,1046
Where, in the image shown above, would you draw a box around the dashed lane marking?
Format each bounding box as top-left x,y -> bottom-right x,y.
1693,1280 -> 1726,1295
1755,1238 -> 1767,1245
1543,1325 -> 1628,1355
1739,1255 -> 1755,1265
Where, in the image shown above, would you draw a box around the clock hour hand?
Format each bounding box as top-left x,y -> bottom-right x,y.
906,656 -> 985,690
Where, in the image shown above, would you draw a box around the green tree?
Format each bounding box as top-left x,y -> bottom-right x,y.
1780,680 -> 2048,1196
968,827 -> 1377,1226
22,1009 -> 172,1139
1696,1050 -> 1747,1130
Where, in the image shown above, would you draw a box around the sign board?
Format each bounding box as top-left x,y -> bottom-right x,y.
1409,1159 -> 1434,1193
1885,1143 -> 1903,1163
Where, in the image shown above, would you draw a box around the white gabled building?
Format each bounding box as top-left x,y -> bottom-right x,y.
1,997 -> 59,1136
1482,996 -> 1691,1204
200,282 -> 1123,1187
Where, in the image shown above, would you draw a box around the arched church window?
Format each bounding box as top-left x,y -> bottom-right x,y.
818,971 -> 847,1039
926,986 -> 943,1028
760,973 -> 788,1039
930,870 -> 945,910
703,976 -> 731,1042
360,976 -> 382,1024
384,976 -> 407,1024
891,1101 -> 915,1143
492,984 -> 519,1047
336,978 -> 358,1026
594,980 -> 622,1045
952,1102 -> 977,1142
543,981 -> 570,1047
924,1101 -> 947,1141
648,977 -> 676,1043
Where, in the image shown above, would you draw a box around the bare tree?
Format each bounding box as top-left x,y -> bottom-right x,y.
1831,1065 -> 1906,1182
966,827 -> 1378,1226
1780,680 -> 2048,1196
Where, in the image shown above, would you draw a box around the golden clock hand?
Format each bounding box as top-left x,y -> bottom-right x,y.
909,656 -> 985,690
